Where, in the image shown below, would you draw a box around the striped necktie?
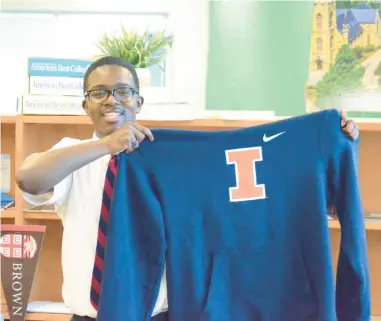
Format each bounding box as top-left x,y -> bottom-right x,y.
90,155 -> 118,310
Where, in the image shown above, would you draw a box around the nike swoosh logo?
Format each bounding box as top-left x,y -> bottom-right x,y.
263,131 -> 286,142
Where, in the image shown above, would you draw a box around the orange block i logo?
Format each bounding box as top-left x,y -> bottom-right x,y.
225,147 -> 266,202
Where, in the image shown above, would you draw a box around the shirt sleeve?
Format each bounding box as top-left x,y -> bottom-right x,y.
320,109 -> 371,321
21,137 -> 76,207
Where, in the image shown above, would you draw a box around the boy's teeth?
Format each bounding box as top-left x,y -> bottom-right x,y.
103,112 -> 121,122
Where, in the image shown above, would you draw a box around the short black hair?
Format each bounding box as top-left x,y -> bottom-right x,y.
83,56 -> 140,93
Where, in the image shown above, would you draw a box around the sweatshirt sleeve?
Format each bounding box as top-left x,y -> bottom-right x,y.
320,109 -> 371,321
97,151 -> 167,321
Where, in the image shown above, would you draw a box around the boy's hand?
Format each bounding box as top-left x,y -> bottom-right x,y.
103,122 -> 154,155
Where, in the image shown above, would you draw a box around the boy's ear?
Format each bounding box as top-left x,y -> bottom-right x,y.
137,96 -> 144,113
82,99 -> 88,113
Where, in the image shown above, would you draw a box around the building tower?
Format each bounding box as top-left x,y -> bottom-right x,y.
310,0 -> 338,73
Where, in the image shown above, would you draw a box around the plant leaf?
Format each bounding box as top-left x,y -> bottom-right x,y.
95,26 -> 173,68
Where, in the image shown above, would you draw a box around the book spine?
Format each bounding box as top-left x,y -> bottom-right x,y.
29,76 -> 84,96
28,57 -> 92,78
22,95 -> 86,115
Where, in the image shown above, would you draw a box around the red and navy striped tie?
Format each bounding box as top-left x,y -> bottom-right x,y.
90,155 -> 118,310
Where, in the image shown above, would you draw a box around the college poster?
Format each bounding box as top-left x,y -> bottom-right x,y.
307,0 -> 381,118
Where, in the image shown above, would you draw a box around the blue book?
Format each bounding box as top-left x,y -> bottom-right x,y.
28,57 -> 93,78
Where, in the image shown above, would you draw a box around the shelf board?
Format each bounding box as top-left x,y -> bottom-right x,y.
355,118 -> 381,131
23,211 -> 59,220
2,312 -> 72,321
21,115 -> 272,128
328,219 -> 381,231
0,209 -> 16,219
14,115 -> 381,131
0,115 -> 16,124
22,210 -> 381,231
22,115 -> 91,125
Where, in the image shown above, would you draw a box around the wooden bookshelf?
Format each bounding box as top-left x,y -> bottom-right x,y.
1,113 -> 381,319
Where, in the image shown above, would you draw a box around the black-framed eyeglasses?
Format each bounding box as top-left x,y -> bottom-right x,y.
84,86 -> 139,103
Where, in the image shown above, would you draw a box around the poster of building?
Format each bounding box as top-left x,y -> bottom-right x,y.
307,0 -> 381,118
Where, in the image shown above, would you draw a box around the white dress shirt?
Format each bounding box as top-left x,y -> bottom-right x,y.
22,134 -> 168,318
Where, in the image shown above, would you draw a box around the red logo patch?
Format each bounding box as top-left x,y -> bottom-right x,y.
0,234 -> 38,259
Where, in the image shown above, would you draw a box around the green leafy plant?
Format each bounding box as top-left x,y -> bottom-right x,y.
96,26 -> 173,69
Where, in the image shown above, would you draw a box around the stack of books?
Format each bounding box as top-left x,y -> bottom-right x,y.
21,57 -> 93,115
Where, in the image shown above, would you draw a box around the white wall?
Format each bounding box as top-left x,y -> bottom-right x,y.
0,0 -> 210,114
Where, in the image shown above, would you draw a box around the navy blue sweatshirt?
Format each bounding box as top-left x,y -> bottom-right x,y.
96,109 -> 370,321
